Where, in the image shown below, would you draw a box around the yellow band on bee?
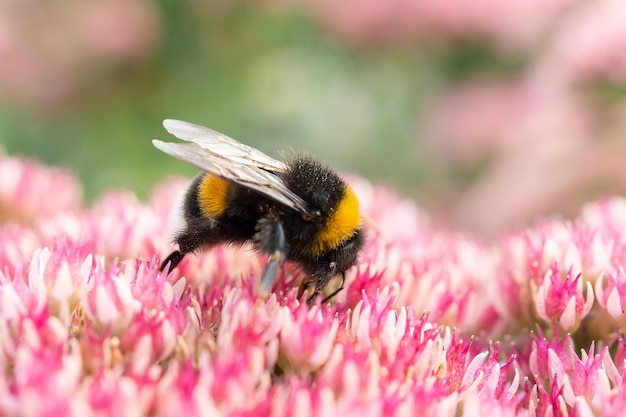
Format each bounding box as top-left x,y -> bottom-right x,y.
198,174 -> 231,218
311,185 -> 361,256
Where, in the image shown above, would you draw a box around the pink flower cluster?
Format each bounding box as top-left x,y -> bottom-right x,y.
5,153 -> 626,416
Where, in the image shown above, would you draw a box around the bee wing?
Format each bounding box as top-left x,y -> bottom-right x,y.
153,120 -> 311,215
162,119 -> 287,172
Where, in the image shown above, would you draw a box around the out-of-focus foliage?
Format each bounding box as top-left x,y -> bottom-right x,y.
1,0 -> 625,239
0,2 -> 425,200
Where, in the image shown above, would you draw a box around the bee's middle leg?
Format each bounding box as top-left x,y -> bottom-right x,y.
255,213 -> 287,292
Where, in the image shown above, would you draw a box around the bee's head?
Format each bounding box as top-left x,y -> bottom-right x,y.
285,154 -> 362,255
285,154 -> 345,217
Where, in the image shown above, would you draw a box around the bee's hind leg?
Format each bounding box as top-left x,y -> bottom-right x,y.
255,214 -> 287,293
159,218 -> 218,273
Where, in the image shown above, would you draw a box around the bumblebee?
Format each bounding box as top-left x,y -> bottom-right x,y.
153,119 -> 364,303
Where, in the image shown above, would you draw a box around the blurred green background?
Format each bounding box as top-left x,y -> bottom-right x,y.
0,4 -> 439,201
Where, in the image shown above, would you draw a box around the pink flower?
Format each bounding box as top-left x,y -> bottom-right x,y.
8,152 -> 626,415
521,335 -> 624,416
595,268 -> 626,331
348,179 -> 500,334
0,307 -> 82,416
532,265 -> 594,333
0,224 -> 40,274
0,149 -> 81,223
88,192 -> 165,261
278,303 -> 339,372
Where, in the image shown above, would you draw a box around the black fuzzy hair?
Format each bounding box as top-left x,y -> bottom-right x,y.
283,154 -> 345,216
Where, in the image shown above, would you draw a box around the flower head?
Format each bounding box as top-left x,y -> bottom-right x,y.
6,152 -> 626,415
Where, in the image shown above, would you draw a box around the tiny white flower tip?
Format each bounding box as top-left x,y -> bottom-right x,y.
507,368 -> 520,401
50,260 -> 73,301
534,286 -> 549,322
459,370 -> 484,401
95,286 -> 120,325
582,281 -> 594,315
575,396 -> 596,417
560,375 -> 575,405
548,349 -> 565,379
606,287 -> 623,319
559,296 -> 577,331
172,277 -> 187,300
463,351 -> 489,385
542,268 -> 554,288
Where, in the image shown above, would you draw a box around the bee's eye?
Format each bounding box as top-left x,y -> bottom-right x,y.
303,209 -> 322,221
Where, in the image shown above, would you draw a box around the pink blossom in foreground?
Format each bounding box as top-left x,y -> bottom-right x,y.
0,148 -> 81,223
6,156 -> 626,415
532,265 -> 594,334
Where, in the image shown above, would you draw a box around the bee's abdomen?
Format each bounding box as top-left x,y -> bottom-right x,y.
182,174 -> 206,220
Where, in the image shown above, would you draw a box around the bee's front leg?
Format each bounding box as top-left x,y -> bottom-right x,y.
304,262 -> 340,304
321,270 -> 345,303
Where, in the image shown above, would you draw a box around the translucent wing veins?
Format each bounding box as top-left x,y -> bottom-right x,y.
162,119 -> 287,171
153,120 -> 311,215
